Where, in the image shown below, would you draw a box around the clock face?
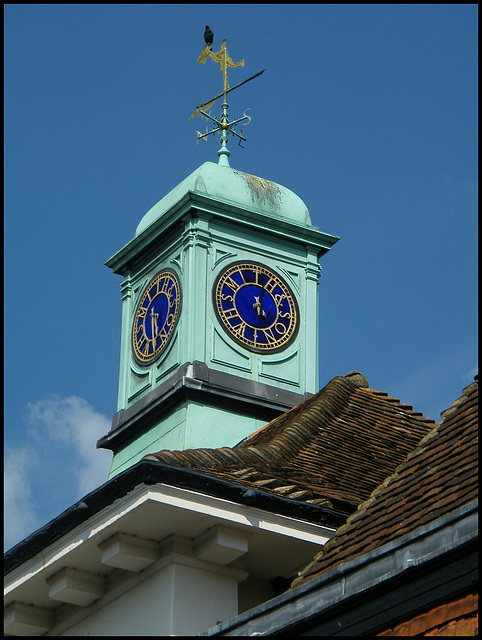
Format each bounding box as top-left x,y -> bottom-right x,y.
132,270 -> 181,365
214,262 -> 299,352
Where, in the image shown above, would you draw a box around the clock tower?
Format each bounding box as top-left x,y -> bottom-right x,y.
97,41 -> 339,478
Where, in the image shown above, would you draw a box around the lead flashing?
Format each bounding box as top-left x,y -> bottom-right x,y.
199,500 -> 478,636
97,362 -> 309,452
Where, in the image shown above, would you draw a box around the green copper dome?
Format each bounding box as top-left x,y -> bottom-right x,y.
135,162 -> 312,236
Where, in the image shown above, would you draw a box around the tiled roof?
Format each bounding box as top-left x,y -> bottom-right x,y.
292,375 -> 478,587
144,371 -> 435,510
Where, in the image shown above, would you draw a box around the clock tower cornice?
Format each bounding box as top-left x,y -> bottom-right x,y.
106,189 -> 339,276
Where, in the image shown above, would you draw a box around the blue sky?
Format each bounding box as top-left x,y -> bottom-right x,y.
4,4 -> 478,551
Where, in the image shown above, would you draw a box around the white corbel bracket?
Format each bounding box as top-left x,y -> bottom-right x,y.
99,532 -> 160,572
4,602 -> 54,636
194,524 -> 250,566
46,567 -> 106,607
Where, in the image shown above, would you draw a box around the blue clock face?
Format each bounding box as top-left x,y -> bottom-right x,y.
214,262 -> 299,352
132,270 -> 181,365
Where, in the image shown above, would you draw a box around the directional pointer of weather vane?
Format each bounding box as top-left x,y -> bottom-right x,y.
190,29 -> 264,166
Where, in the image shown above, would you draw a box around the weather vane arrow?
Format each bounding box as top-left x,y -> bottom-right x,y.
190,28 -> 264,166
189,69 -> 264,121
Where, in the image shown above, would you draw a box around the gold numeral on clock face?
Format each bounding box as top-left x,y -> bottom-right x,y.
261,327 -> 277,344
223,276 -> 241,293
232,321 -> 247,339
263,278 -> 277,294
159,277 -> 167,292
223,307 -> 241,321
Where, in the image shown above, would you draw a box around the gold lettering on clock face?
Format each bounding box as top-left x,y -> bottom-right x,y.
132,270 -> 181,365
214,262 -> 299,352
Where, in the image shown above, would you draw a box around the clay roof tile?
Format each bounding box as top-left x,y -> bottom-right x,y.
292,376 -> 478,588
144,372 -> 435,510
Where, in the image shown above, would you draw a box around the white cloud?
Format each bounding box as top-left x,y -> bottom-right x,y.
27,395 -> 112,497
4,446 -> 39,551
4,396 -> 112,551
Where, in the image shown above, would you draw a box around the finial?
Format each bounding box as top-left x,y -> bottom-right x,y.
190,30 -> 264,165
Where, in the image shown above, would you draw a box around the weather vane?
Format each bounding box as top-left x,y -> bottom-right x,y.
190,25 -> 264,166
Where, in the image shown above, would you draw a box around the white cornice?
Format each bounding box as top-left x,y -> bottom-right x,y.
4,481 -> 335,630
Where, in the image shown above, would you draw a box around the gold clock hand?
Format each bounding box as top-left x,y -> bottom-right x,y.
253,295 -> 266,318
253,296 -> 262,316
150,306 -> 159,340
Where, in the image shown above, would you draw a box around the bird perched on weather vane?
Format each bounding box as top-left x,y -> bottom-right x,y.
190,26 -> 264,166
204,25 -> 213,48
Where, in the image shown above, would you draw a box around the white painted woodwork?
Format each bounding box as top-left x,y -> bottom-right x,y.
58,543 -> 248,636
4,602 -> 54,636
194,524 -> 249,565
46,568 -> 105,606
4,483 -> 335,635
99,532 -> 159,572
